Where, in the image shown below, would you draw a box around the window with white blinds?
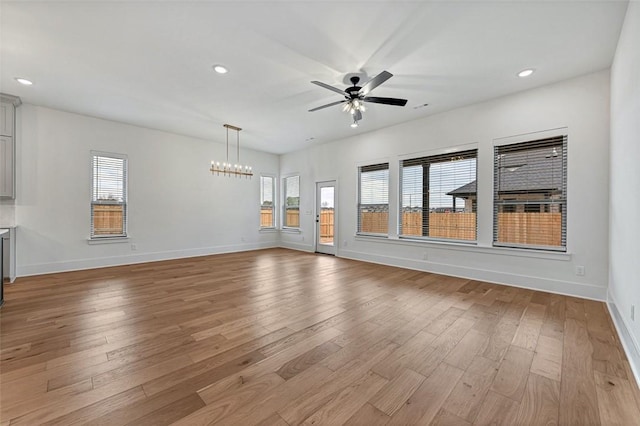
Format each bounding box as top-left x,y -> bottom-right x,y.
399,150 -> 477,241
260,175 -> 275,228
91,152 -> 127,238
284,175 -> 300,228
357,163 -> 389,235
493,136 -> 567,251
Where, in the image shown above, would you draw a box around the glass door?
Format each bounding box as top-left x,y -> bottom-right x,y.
315,181 -> 336,255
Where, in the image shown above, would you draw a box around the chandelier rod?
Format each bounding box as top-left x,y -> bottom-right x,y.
223,124 -> 243,166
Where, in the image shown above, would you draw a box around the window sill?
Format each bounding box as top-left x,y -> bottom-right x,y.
355,233 -> 389,239
259,227 -> 278,233
354,235 -> 571,261
87,237 -> 130,245
281,227 -> 301,234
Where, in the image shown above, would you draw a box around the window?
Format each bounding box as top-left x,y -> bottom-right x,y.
91,152 -> 127,238
493,135 -> 567,251
283,175 -> 300,228
260,175 -> 275,228
357,163 -> 389,235
400,149 -> 477,241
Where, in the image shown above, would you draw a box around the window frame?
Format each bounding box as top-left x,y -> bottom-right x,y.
260,174 -> 276,229
283,175 -> 300,229
398,149 -> 478,243
492,135 -> 567,252
90,151 -> 128,239
357,163 -> 390,237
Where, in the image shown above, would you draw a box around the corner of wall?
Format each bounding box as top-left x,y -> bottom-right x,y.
607,289 -> 640,388
607,0 -> 640,391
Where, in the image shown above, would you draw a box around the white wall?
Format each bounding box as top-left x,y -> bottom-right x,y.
0,201 -> 15,226
281,70 -> 611,301
609,1 -> 640,381
15,105 -> 280,275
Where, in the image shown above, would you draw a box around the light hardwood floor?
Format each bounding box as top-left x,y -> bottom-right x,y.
1,248 -> 639,425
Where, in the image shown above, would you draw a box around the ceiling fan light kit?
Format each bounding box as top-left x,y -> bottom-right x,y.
309,70 -> 408,127
210,124 -> 253,178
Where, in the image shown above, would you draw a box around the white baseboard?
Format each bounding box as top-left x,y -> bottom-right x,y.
17,241 -> 279,277
279,241 -> 315,253
17,242 -> 607,302
338,249 -> 607,301
607,291 -> 640,388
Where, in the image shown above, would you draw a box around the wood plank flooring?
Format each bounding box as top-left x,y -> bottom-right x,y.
1,248 -> 639,425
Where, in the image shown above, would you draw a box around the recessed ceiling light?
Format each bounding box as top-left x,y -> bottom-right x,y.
15,77 -> 33,86
213,65 -> 228,74
518,69 -> 535,78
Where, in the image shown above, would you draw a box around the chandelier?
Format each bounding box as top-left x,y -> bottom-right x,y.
210,124 -> 253,178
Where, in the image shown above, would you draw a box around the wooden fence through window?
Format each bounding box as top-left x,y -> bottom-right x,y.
398,212 -> 477,240
361,211 -> 560,246
496,212 -> 562,247
261,209 -> 301,228
92,204 -> 124,235
261,209 -> 334,242
217,209 -> 560,247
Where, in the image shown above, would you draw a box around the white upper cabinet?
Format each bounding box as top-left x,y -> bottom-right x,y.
0,94 -> 21,199
0,136 -> 14,197
0,102 -> 14,137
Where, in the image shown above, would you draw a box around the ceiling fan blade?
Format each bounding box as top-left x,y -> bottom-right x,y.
360,71 -> 393,95
362,96 -> 408,107
308,100 -> 347,112
311,81 -> 349,96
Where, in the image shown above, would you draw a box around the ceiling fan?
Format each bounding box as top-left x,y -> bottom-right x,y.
309,71 -> 408,127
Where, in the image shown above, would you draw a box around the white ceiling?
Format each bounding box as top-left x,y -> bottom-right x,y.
0,1 -> 628,154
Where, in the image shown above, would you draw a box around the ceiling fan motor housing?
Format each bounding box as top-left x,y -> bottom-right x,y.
346,77 -> 362,98
346,87 -> 361,98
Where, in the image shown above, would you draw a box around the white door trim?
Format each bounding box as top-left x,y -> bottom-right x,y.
315,180 -> 337,255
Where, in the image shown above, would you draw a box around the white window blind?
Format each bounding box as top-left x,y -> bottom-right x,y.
284,175 -> 300,228
357,163 -> 389,235
91,153 -> 127,238
400,149 -> 477,241
260,176 -> 275,228
493,136 -> 567,251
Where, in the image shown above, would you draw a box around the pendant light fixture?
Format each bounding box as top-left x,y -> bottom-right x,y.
210,124 -> 253,178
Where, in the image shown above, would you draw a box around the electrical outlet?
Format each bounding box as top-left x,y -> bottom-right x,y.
343,240 -> 347,247
423,252 -> 428,261
575,265 -> 585,276
131,243 -> 137,251
632,305 -> 635,321
301,236 -> 304,242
